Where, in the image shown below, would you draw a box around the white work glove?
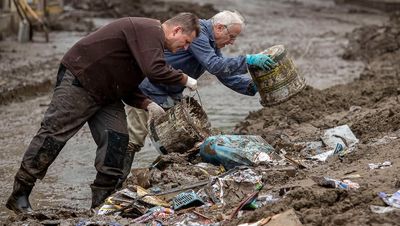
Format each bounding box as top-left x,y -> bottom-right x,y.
147,102 -> 166,123
185,75 -> 198,91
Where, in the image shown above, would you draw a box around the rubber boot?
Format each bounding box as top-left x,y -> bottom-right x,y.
116,143 -> 140,189
6,179 -> 34,214
90,184 -> 116,209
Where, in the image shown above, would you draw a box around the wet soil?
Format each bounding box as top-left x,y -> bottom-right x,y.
231,12 -> 400,226
1,0 -> 399,225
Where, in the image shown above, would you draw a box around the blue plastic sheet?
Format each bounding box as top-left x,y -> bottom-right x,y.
199,135 -> 275,170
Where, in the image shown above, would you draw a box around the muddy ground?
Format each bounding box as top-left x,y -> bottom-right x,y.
0,0 -> 399,225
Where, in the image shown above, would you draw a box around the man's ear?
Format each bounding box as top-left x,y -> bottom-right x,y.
172,26 -> 183,36
214,24 -> 225,34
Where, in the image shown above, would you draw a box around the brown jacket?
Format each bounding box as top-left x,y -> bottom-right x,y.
61,17 -> 187,109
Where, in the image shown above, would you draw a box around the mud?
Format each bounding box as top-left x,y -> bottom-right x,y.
68,0 -> 217,21
231,10 -> 400,226
1,0 -> 399,225
50,0 -> 217,32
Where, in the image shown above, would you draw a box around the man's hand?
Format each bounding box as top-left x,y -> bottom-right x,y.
147,102 -> 166,123
246,54 -> 276,71
185,75 -> 198,91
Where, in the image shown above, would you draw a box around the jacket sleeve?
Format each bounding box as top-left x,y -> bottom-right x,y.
216,73 -> 257,96
189,33 -> 255,96
122,87 -> 153,110
188,33 -> 248,77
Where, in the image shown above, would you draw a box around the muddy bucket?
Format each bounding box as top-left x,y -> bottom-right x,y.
149,97 -> 211,154
248,45 -> 305,107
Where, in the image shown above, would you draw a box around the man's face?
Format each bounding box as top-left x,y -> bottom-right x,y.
214,23 -> 242,49
165,26 -> 197,53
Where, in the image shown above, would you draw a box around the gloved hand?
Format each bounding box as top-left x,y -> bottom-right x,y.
247,82 -> 258,95
147,102 -> 166,122
185,75 -> 197,91
246,54 -> 276,71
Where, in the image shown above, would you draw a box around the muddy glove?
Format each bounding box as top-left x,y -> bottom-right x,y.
247,82 -> 258,95
185,75 -> 198,91
246,54 -> 276,71
147,102 -> 166,122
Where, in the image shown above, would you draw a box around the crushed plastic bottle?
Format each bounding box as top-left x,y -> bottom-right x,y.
312,176 -> 360,190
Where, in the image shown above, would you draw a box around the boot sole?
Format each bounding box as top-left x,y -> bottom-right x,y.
6,201 -> 22,214
6,197 -> 33,214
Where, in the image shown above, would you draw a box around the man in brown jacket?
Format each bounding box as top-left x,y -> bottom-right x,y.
6,13 -> 200,214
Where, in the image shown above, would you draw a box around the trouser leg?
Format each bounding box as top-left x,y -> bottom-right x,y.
88,101 -> 129,208
114,105 -> 149,188
125,105 -> 149,148
8,68 -> 99,213
116,142 -> 141,189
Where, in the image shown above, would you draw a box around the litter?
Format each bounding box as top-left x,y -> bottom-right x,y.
76,220 -> 122,226
368,161 -> 392,169
371,136 -> 397,145
321,125 -> 359,149
378,190 -> 400,208
199,135 -> 281,170
256,194 -> 280,207
312,176 -> 360,190
97,188 -> 146,216
136,185 -> 170,207
309,149 -> 335,162
173,190 -> 205,210
309,125 -> 359,161
209,168 -> 263,206
97,204 -> 122,216
370,205 -> 400,214
133,206 -> 174,223
238,209 -> 302,226
174,212 -> 218,226
341,174 -> 361,180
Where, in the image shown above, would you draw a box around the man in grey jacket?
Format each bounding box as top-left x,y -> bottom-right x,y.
121,11 -> 275,185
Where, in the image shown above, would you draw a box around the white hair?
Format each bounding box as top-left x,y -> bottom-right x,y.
211,10 -> 245,28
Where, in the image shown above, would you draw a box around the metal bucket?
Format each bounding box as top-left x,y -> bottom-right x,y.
149,97 -> 211,154
248,45 -> 305,107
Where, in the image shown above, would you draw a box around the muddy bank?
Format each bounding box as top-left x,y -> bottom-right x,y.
67,0 -> 217,21
335,0 -> 400,12
234,13 -> 400,142
230,12 -> 400,226
50,0 -> 217,32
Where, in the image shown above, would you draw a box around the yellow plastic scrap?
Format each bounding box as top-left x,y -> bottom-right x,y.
136,185 -> 170,207
219,165 -> 226,173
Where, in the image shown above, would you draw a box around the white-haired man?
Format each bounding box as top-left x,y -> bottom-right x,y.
120,10 -> 276,186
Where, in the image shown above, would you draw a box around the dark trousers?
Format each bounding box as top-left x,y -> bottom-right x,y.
16,66 -> 128,187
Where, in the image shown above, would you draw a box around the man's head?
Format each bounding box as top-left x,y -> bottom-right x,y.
211,10 -> 245,49
163,12 -> 200,53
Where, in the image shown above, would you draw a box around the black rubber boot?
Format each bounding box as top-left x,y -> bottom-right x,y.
90,184 -> 116,209
6,179 -> 34,214
90,172 -> 120,209
116,143 -> 140,189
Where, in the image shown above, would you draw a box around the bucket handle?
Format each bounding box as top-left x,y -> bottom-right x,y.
148,119 -> 168,155
188,90 -> 203,108
181,96 -> 207,140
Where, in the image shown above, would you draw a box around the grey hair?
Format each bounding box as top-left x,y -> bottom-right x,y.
211,10 -> 245,28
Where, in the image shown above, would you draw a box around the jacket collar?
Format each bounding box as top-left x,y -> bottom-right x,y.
201,19 -> 215,47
